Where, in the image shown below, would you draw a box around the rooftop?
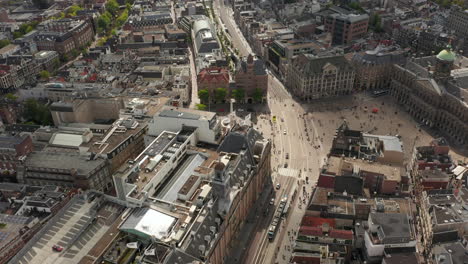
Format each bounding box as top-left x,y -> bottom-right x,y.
81,119 -> 147,155
120,207 -> 177,240
432,241 -> 467,264
325,156 -> 403,181
24,151 -> 106,177
369,213 -> 412,240
157,105 -> 216,121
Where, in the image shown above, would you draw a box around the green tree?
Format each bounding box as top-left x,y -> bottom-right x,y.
252,88 -> 263,103
214,87 -> 227,102
196,104 -> 207,110
97,37 -> 107,46
71,49 -> 80,57
67,5 -> 83,16
39,70 -> 50,79
106,0 -> 119,16
97,11 -> 112,32
232,88 -> 245,102
116,9 -> 128,26
60,54 -> 69,63
198,89 -> 210,104
348,2 -> 364,12
53,58 -> 60,70
5,93 -> 17,101
13,31 -> 23,39
24,99 -> 53,125
0,39 -> 10,49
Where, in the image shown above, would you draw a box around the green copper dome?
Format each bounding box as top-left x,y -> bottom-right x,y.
437,47 -> 456,61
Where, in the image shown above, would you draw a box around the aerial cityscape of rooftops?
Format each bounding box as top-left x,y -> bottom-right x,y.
0,0 -> 467,263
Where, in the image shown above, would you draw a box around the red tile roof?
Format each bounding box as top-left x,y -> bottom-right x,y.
299,226 -> 323,236
301,216 -> 336,228
329,229 -> 353,240
197,67 -> 229,84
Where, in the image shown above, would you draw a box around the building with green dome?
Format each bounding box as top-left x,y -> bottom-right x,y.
436,48 -> 456,62
435,45 -> 456,79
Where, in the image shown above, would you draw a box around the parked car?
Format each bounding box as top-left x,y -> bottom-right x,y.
276,183 -> 281,190
52,245 -> 64,252
285,153 -> 289,159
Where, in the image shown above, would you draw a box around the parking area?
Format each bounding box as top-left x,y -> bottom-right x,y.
17,198 -> 109,264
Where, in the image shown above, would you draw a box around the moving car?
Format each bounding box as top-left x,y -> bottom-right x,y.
270,198 -> 275,205
283,129 -> 287,135
276,183 -> 281,190
285,153 -> 289,159
52,245 -> 64,252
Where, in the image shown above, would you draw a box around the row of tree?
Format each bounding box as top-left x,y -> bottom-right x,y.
197,87 -> 264,105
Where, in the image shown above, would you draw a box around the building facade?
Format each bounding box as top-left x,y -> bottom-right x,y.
351,47 -> 407,91
17,151 -> 111,191
389,47 -> 468,148
234,54 -> 268,103
325,13 -> 369,45
286,54 -> 355,101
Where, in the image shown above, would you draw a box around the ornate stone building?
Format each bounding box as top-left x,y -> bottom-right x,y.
286,54 -> 355,101
390,46 -> 468,149
351,46 -> 407,91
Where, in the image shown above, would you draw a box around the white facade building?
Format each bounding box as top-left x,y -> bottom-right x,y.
148,106 -> 221,145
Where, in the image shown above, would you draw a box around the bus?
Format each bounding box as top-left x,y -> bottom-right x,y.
371,90 -> 389,97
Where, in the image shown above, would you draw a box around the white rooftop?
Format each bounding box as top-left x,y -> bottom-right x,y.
120,207 -> 177,240
49,133 -> 83,147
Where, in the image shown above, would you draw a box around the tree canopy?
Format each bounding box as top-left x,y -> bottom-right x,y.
23,99 -> 53,125
106,0 -> 119,16
196,104 -> 207,111
67,5 -> 83,16
198,89 -> 210,104
215,88 -> 227,102
0,39 -> 10,49
39,70 -> 50,79
252,88 -> 263,102
232,88 -> 245,102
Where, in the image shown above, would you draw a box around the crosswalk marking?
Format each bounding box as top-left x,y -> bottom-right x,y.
278,168 -> 299,178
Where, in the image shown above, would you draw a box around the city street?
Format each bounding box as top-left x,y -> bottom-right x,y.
213,0 -> 252,57
246,72 -> 326,264
211,2 -> 465,263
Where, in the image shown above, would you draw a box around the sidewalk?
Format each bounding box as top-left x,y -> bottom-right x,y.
225,182 -> 273,264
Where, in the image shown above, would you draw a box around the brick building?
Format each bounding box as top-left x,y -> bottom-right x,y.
197,67 -> 230,102
0,135 -> 33,182
325,13 -> 369,45
17,151 -> 111,191
34,19 -> 94,55
234,55 -> 268,103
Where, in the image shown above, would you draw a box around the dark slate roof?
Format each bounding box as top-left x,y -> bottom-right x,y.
432,230 -> 459,244
352,51 -> 407,66
0,134 -> 28,149
239,58 -> 266,76
334,175 -> 363,196
292,54 -> 354,75
370,213 -> 412,242
432,241 -> 467,264
217,127 -> 262,158
163,248 -> 199,264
